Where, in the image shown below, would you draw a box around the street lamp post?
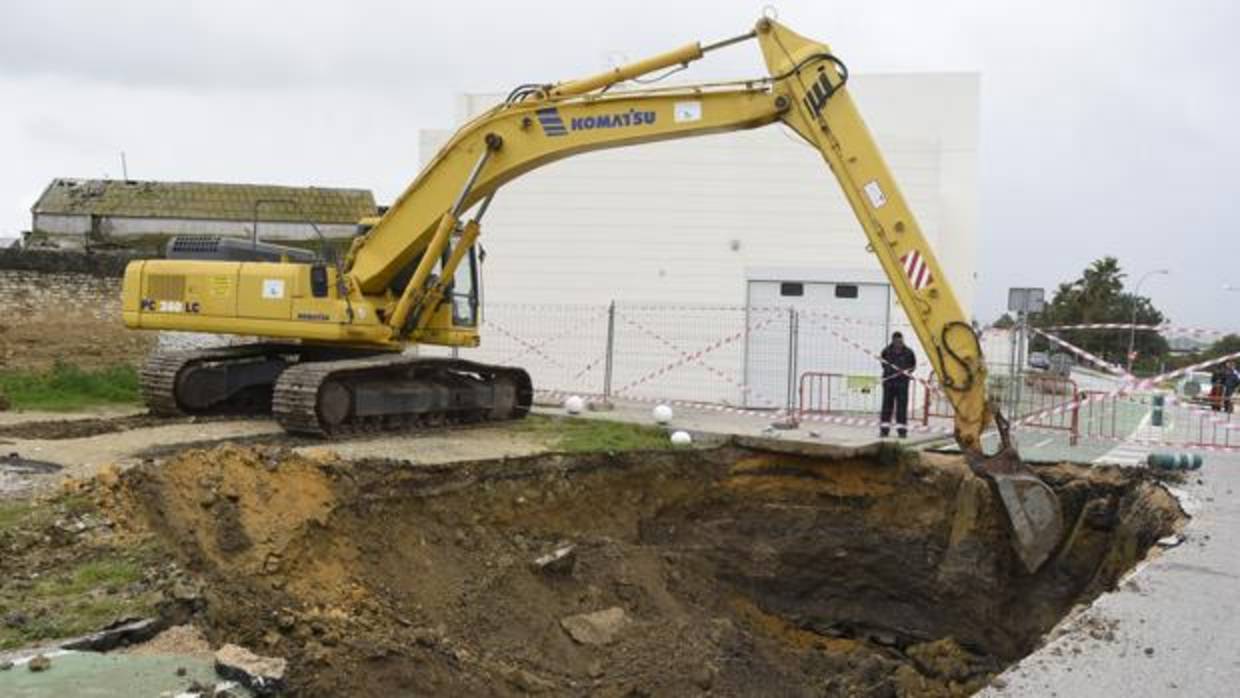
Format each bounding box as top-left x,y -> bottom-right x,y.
1128,269 -> 1170,373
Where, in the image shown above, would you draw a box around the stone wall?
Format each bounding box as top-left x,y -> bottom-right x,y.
0,269 -> 122,322
0,248 -> 143,277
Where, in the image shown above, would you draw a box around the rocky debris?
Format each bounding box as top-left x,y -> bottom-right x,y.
560,607 -> 631,646
0,659 -> 13,671
124,624 -> 214,659
214,644 -> 287,695
531,544 -> 576,575
27,654 -> 51,672
499,663 -> 556,693
906,637 -> 992,682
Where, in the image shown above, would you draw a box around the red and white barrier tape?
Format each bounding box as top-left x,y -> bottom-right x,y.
494,306 -> 608,368
1032,328 -> 1133,381
796,313 -> 932,392
617,311 -> 780,407
611,315 -> 778,399
1040,322 -> 1235,337
538,387 -> 1240,452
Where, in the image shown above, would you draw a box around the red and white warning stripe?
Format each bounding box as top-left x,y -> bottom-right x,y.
1033,328 -> 1134,381
618,312 -> 781,407
900,250 -> 934,291
1040,322 -> 1235,337
536,388 -> 1240,453
612,315 -> 778,400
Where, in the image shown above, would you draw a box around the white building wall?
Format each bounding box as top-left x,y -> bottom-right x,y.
417,74 -> 979,407
422,73 -> 979,315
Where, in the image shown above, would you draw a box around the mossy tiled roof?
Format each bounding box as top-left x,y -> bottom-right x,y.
33,179 -> 376,224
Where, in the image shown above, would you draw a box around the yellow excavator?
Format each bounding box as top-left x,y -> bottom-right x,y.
121,18 -> 1062,571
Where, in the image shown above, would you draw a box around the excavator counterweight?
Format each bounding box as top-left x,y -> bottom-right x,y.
121,17 -> 1063,571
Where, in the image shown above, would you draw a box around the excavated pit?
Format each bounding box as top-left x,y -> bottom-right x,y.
114,443 -> 1184,697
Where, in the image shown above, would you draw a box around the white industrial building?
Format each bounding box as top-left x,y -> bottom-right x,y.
421,73 -> 979,410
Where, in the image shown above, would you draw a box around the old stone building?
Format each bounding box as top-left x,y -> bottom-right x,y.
29,179 -> 377,248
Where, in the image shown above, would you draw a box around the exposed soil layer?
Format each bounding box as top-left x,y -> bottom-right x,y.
112,444 -> 1184,697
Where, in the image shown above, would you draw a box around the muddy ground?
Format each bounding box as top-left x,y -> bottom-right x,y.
0,316 -> 153,371
0,440 -> 1179,697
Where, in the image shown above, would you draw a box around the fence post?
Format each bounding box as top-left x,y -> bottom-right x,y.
1069,390 -> 1080,445
780,307 -> 800,427
601,300 -> 616,409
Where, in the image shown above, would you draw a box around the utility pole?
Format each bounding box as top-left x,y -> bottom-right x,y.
120,152 -> 129,180
1007,287 -> 1046,416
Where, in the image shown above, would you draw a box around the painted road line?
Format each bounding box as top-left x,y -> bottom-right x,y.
1095,412 -> 1155,466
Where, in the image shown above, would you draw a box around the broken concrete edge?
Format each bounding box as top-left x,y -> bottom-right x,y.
214,643 -> 288,696
0,648 -> 74,669
992,478 -> 1199,684
0,617 -> 165,666
731,434 -> 882,460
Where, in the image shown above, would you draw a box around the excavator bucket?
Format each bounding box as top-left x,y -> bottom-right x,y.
966,413 -> 1065,573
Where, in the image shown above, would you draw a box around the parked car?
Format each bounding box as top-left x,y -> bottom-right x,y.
1028,351 -> 1051,371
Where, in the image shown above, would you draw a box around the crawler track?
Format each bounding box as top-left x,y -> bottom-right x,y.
273,355 -> 533,437
140,344 -> 290,416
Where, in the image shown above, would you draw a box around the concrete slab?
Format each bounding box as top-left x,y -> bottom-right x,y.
546,398 -> 920,450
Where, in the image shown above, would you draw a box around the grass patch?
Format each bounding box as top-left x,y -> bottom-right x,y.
0,499 -> 35,530
517,414 -> 673,453
0,554 -> 159,650
0,361 -> 140,411
0,492 -> 165,650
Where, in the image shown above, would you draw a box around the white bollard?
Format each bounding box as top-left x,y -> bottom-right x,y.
670,430 -> 692,446
652,404 -> 674,424
564,395 -> 585,415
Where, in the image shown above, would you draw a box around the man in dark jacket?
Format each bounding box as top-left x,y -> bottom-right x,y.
1224,361 -> 1240,414
880,331 -> 916,438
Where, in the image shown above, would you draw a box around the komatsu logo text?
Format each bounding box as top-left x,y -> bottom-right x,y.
537,107 -> 657,137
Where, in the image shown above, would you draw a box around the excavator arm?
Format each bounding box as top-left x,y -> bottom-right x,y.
122,17 -> 1063,571
350,18 -> 1063,571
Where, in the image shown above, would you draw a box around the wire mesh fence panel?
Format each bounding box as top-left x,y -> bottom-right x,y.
422,303 -> 610,396
611,304 -> 783,407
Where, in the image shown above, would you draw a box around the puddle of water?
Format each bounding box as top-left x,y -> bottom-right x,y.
0,651 -> 250,697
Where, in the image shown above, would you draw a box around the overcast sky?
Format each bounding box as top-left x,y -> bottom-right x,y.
2,0 -> 1237,328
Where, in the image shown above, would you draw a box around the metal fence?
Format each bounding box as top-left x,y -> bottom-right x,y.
422,301 -> 1004,414
416,301 -> 1240,452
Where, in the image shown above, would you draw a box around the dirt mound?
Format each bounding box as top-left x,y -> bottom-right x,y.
112,444 -> 1184,697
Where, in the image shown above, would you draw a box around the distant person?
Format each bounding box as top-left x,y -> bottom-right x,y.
880,332 -> 916,438
1210,366 -> 1226,411
1225,361 -> 1240,414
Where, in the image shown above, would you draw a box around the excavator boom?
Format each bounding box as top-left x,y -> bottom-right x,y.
121,18 -> 1063,571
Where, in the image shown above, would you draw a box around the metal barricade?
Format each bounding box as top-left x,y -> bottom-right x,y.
925,372 -> 1080,443
798,372 -> 842,414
